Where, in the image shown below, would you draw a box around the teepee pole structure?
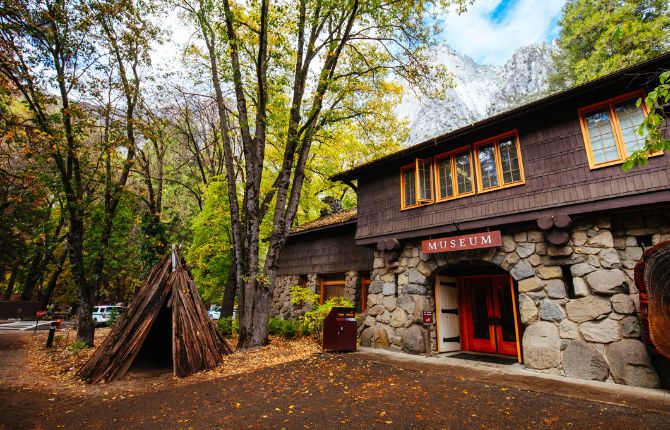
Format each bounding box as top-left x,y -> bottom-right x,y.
79,249 -> 233,384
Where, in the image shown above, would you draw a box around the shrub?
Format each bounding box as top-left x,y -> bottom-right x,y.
268,318 -> 283,336
288,286 -> 354,342
67,339 -> 89,351
217,316 -> 238,336
108,308 -> 121,326
268,318 -> 303,339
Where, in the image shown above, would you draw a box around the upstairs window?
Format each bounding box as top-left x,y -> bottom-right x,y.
401,158 -> 433,209
399,131 -> 525,209
578,91 -> 653,169
434,146 -> 475,201
474,132 -> 524,192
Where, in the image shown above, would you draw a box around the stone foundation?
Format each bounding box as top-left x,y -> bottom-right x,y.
271,271 -> 362,319
358,209 -> 669,388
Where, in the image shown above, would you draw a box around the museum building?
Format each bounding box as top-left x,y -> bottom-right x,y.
273,54 -> 670,388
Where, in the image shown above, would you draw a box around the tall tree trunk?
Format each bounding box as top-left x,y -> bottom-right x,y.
3,268 -> 18,300
68,212 -> 95,344
221,260 -> 236,318
41,251 -> 66,308
20,249 -> 44,301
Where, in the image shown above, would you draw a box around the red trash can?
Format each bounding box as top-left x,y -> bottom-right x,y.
322,307 -> 357,352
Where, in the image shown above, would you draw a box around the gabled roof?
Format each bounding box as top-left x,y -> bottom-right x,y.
289,208 -> 357,236
331,51 -> 670,182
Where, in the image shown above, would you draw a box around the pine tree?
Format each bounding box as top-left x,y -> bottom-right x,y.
550,0 -> 670,89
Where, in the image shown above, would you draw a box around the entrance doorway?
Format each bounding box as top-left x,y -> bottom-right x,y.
435,269 -> 520,359
458,275 -> 518,357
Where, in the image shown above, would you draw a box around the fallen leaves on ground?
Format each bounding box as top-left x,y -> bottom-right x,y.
18,330 -> 319,396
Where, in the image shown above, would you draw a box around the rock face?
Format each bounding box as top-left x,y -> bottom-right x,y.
605,340 -> 660,388
401,324 -> 426,354
621,316 -> 641,338
563,340 -> 609,381
579,319 -> 621,343
519,294 -> 538,324
510,260 -> 534,280
559,320 -> 579,339
404,43 -> 555,145
539,300 -> 565,322
585,269 -> 627,295
523,321 -> 560,370
565,296 -> 611,323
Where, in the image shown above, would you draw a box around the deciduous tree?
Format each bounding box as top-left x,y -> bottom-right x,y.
181,0 -> 463,348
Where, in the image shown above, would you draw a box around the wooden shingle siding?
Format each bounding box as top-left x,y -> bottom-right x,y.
354,78 -> 670,244
277,223 -> 373,276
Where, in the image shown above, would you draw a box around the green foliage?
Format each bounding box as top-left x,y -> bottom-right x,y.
217,316 -> 238,337
188,179 -> 234,305
289,285 -> 320,306
268,318 -> 305,339
107,307 -> 121,326
67,339 -> 90,351
140,212 -> 168,274
623,71 -> 670,171
289,286 -> 353,339
551,0 -> 670,89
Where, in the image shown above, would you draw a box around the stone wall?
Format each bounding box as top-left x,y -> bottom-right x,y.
271,271 -> 362,319
358,210 -> 669,388
271,274 -> 318,320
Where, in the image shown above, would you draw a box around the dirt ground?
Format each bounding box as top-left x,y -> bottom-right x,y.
1,331 -> 669,430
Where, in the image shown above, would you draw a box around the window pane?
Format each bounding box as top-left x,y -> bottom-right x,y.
417,160 -> 432,201
615,101 -> 647,155
585,108 -> 619,164
455,152 -> 473,194
403,168 -> 416,207
499,138 -> 521,184
323,283 -> 345,302
438,157 -> 454,198
478,143 -> 499,189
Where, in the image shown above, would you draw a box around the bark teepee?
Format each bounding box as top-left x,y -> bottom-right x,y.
79,247 -> 233,384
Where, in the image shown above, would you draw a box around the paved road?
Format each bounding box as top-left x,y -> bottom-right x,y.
0,320 -> 76,331
1,332 -> 669,430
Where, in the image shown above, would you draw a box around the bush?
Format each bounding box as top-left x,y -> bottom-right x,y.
217,316 -> 238,336
108,307 -> 121,326
67,339 -> 89,351
268,318 -> 303,339
268,318 -> 283,336
288,286 -> 354,342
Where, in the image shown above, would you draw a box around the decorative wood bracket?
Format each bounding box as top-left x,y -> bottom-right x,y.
537,214 -> 572,246
377,237 -> 400,263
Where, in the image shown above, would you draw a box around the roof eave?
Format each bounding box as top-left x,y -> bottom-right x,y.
287,218 -> 357,238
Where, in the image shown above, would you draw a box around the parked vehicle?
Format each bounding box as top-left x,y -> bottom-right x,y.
92,305 -> 126,326
208,306 -> 221,320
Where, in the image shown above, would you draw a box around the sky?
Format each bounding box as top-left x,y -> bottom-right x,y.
154,0 -> 569,125
439,0 -> 567,65
158,0 -> 568,71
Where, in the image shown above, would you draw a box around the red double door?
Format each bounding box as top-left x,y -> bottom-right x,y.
458,275 -> 519,356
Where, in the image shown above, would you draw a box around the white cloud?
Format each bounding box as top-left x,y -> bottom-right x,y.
439,0 -> 566,65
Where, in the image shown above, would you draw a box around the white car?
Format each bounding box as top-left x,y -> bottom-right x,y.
92,305 -> 125,326
208,306 -> 222,320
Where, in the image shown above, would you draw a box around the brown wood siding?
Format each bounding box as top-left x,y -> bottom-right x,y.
355,81 -> 670,243
277,223 -> 373,276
